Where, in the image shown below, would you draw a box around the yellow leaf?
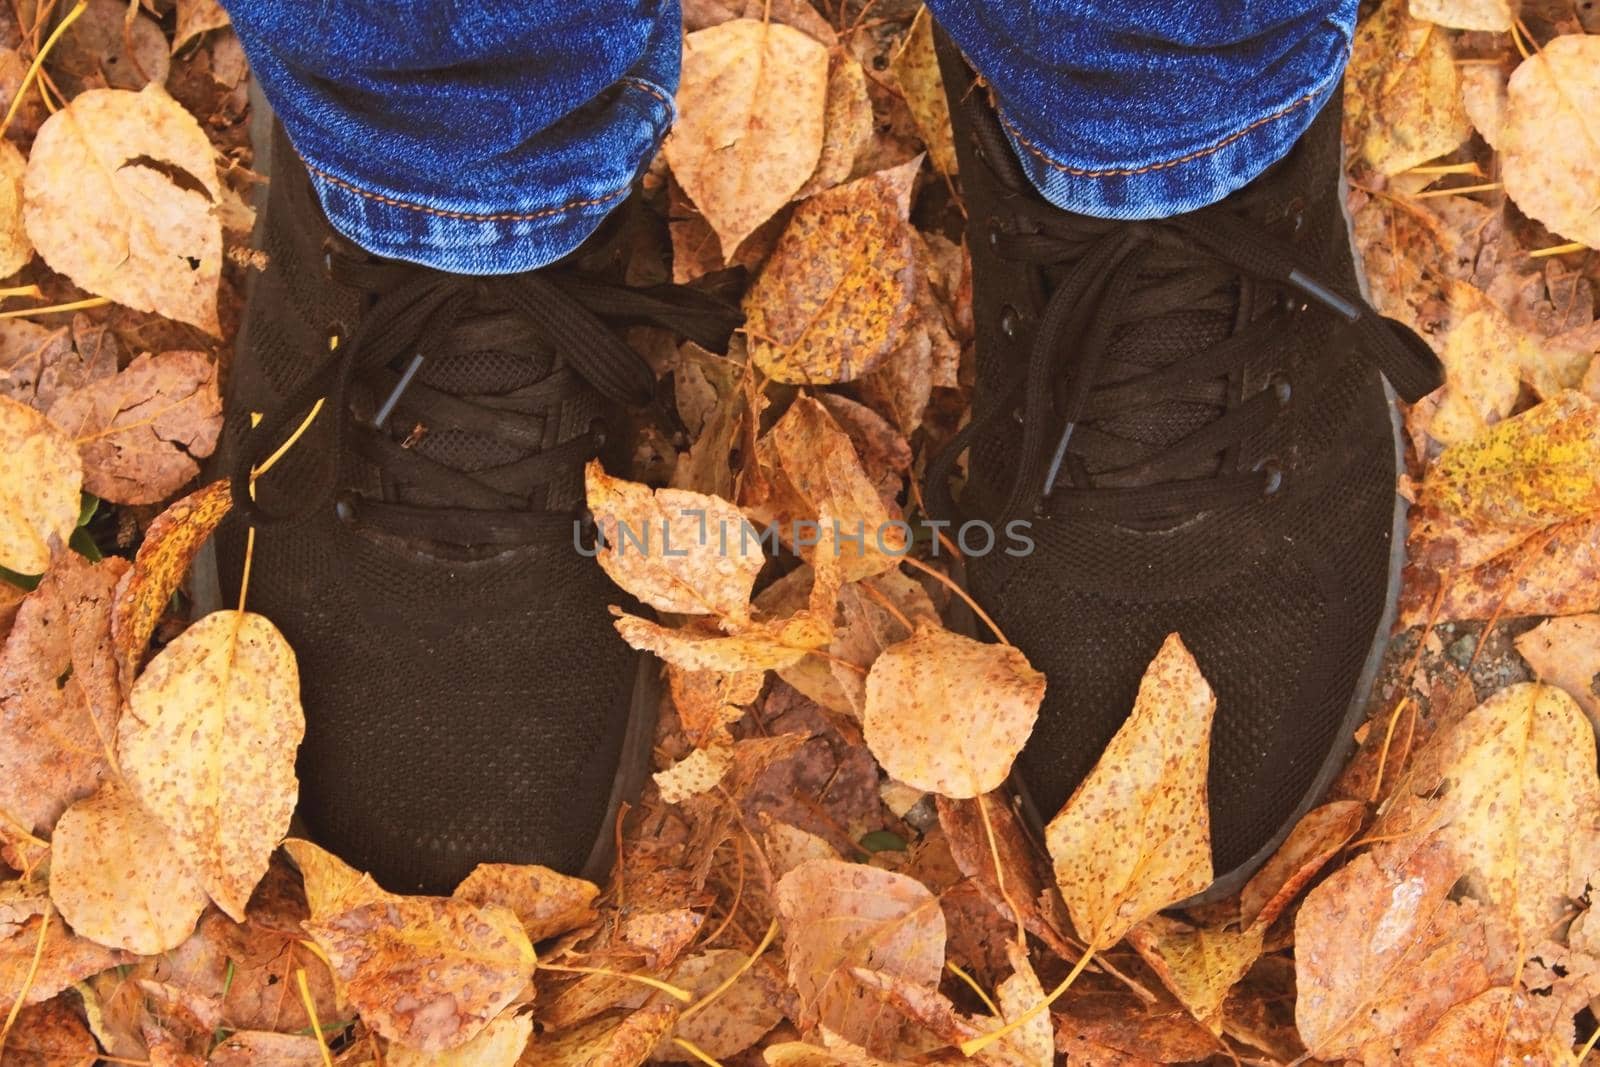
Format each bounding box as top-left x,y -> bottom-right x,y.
283,837 -> 396,918
1239,799 -> 1366,928
745,170 -> 918,385
586,461 -> 764,619
654,948 -> 785,1061
22,84 -> 221,333
889,7 -> 958,176
388,1011 -> 532,1067
1044,633 -> 1215,947
1409,0 -> 1511,30
795,53 -> 874,199
517,1004 -> 679,1066
1514,614 -> 1600,729
1344,0 -> 1471,175
0,885 -> 130,1014
118,610 -> 305,920
1126,915 -> 1265,1032
653,743 -> 733,804
862,625 -> 1043,798
1501,36 -> 1600,250
0,393 -> 81,574
452,862 -> 599,944
664,19 -> 829,253
612,610 -> 821,672
47,782 -> 206,954
0,139 -> 32,277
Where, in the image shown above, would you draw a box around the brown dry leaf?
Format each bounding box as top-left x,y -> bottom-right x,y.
754,395 -> 907,581
305,896 -> 535,1052
762,1032 -> 907,1066
1459,65 -> 1508,151
1409,0 -> 1513,29
1500,36 -> 1600,249
667,664 -> 763,746
1238,799 -> 1366,928
861,625 -> 1043,798
889,6 -> 957,176
0,139 -> 32,277
613,611 -> 820,672
453,862 -> 599,943
1294,838 -> 1493,1064
174,0 -> 230,51
388,1011 -> 533,1067
1054,996 -> 1222,1066
857,329 -> 934,438
23,84 -> 222,333
119,609 -> 305,921
1045,633 -> 1216,948
620,908 -> 704,971
0,317 -> 120,416
0,887 -> 131,1013
0,394 -> 82,574
1126,915 -> 1265,1032
206,1031 -> 323,1066
664,19 -> 829,254
1408,985 -> 1576,1066
990,945 -> 1054,1066
1344,0 -> 1471,175
1376,683 -> 1600,946
586,461 -> 764,619
1400,513 -> 1600,625
652,948 -> 784,1060
937,792 -> 1073,957
0,552 -> 126,836
745,168 -> 917,385
774,857 -> 946,1053
110,478 -> 232,691
47,350 -> 221,505
521,1003 -> 678,1066
795,53 -> 874,199
1424,289 -> 1530,447
3,997 -> 98,1067
48,782 -> 207,954
283,837 -> 395,917
1515,614 -> 1600,726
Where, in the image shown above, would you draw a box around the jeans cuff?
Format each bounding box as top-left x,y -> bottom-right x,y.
298,77 -> 674,275
999,69 -> 1343,221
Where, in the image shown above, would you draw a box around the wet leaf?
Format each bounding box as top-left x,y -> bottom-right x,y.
0,394 -> 82,574
0,552 -> 126,836
1345,0 -> 1471,174
664,19 -> 829,253
453,863 -> 599,943
47,349 -> 221,505
1500,36 -> 1600,249
745,167 -> 918,385
586,461 -> 764,619
1045,633 -> 1216,947
109,478 -> 232,691
774,858 -> 946,1053
48,782 -> 207,954
304,896 -> 535,1052
23,84 -> 222,333
119,609 -> 304,920
862,625 -> 1044,798
1514,614 -> 1600,726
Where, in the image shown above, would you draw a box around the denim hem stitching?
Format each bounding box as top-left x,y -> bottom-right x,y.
997,86 -> 1324,179
300,77 -> 672,224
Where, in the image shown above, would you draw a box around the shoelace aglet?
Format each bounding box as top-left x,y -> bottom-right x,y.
1040,419 -> 1078,501
1288,269 -> 1359,322
372,353 -> 426,429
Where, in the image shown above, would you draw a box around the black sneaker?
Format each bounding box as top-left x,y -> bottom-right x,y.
928,38 -> 1442,898
208,124 -> 738,894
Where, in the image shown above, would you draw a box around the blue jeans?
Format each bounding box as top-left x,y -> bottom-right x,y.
222,0 -> 1356,274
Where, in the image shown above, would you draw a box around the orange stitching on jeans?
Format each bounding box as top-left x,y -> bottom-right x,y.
996,87 -> 1323,179
301,78 -> 673,223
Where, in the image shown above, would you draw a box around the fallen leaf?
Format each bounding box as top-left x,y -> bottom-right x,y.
47,782 -> 207,954
388,1011 -> 533,1067
453,863 -> 599,943
664,19 -> 829,253
1425,291 -> 1529,447
1409,0 -> 1512,30
1345,0 -> 1471,174
0,139 -> 31,277
653,948 -> 784,1060
0,393 -> 82,574
23,84 -> 222,333
173,0 -> 230,51
667,664 -> 764,746
745,168 -> 917,384
762,1031 -> 905,1066
47,350 -> 221,505
109,478 -> 232,691
1053,996 -> 1221,1065
283,836 -> 396,917
119,609 -> 304,920
654,743 -> 733,804
761,815 -> 840,879
206,1031 -> 324,1067
586,461 -> 764,619
620,908 -> 704,970
3,997 -> 98,1067
1400,513 -> 1600,625
774,858 -> 946,1053
795,53 -> 874,199
1045,633 -> 1216,948
889,7 -> 957,176
1294,838 -> 1493,1064
304,896 -> 535,1052
1500,36 -> 1600,249
1407,984 -> 1576,1066
991,945 -> 1054,1066
862,625 -> 1043,798
0,552 -> 126,835
613,611 -> 820,672
937,792 -> 1074,957
1238,799 -> 1366,928
1375,683 -> 1600,945
0,887 -> 131,1013
1514,614 -> 1600,725
1459,65 -> 1508,150
1126,915 -> 1265,1032
520,1003 -> 678,1066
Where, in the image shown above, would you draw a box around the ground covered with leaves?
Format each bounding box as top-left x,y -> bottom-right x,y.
1,0 -> 1599,1063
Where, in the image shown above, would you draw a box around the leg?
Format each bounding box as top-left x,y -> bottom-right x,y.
924,0 -> 1358,217
221,0 -> 681,272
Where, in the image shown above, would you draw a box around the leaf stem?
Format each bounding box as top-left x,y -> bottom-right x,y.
0,0 -> 86,137
959,942 -> 1096,1057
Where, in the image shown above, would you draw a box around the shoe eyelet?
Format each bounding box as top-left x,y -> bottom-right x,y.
335,491 -> 360,524
1269,372 -> 1293,408
1254,457 -> 1285,496
1011,404 -> 1025,425
1000,305 -> 1022,339
1278,290 -> 1308,315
